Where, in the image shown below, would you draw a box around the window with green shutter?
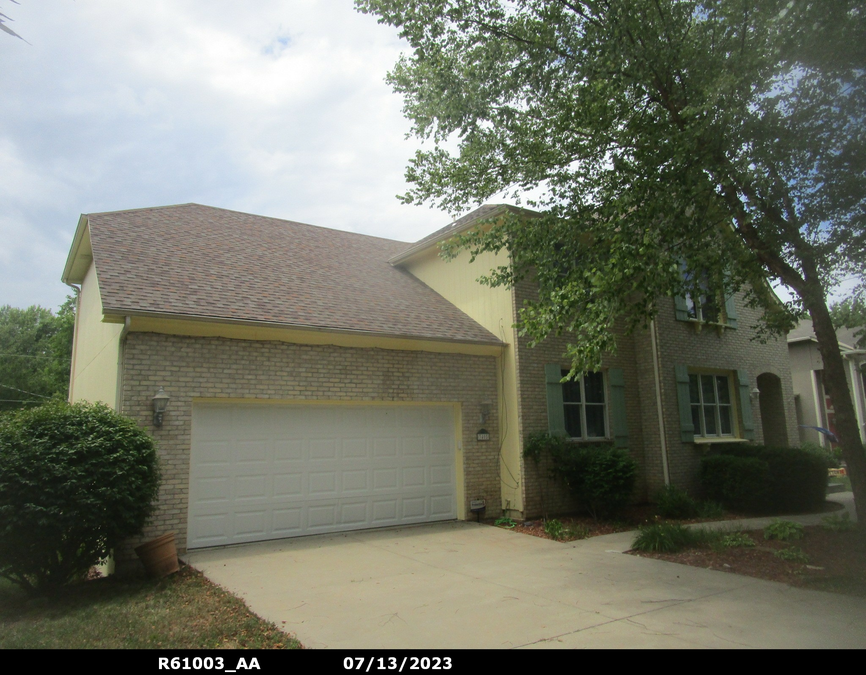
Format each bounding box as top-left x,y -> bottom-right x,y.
544,365 -> 629,446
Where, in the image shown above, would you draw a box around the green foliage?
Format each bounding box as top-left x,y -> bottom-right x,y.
494,517 -> 516,528
357,0 -> 865,373
701,446 -> 829,514
764,521 -> 805,541
701,454 -> 771,513
544,519 -> 564,541
0,401 -> 161,594
696,500 -> 726,519
821,512 -> 857,532
775,547 -> 809,564
632,523 -> 708,553
829,296 -> 866,349
568,524 -> 590,541
534,435 -> 637,521
718,532 -> 756,549
654,485 -> 699,520
0,297 -> 75,412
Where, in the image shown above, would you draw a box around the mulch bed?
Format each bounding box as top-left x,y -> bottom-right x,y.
629,525 -> 866,597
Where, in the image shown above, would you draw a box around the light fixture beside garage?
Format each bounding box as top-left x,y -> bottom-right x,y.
152,387 -> 170,427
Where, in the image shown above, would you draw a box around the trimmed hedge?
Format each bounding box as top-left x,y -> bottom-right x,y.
700,445 -> 829,514
0,401 -> 161,594
525,433 -> 637,520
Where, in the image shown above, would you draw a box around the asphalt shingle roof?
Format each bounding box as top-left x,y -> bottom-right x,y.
86,204 -> 501,345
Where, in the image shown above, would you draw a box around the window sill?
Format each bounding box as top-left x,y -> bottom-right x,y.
693,437 -> 748,443
685,319 -> 732,336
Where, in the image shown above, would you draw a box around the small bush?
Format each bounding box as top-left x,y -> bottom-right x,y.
494,517 -> 516,528
567,524 -> 590,540
0,401 -> 160,594
632,523 -> 707,553
543,519 -> 564,540
719,532 -> 756,548
775,547 -> 809,564
821,512 -> 857,532
764,520 -> 804,541
696,500 -> 726,519
549,442 -> 637,520
654,485 -> 699,519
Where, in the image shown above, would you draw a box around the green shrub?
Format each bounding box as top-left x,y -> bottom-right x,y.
775,547 -> 809,564
547,440 -> 637,520
0,401 -> 160,594
718,532 -> 756,548
495,517 -> 516,528
762,447 -> 829,512
700,454 -> 771,512
696,500 -> 726,519
567,524 -> 590,540
764,520 -> 804,541
544,519 -> 564,540
700,445 -> 829,514
654,485 -> 699,519
821,512 -> 857,532
632,523 -> 707,553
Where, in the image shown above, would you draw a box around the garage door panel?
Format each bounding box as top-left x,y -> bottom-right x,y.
274,439 -> 303,461
189,403 -> 456,548
310,438 -> 338,460
273,472 -> 303,497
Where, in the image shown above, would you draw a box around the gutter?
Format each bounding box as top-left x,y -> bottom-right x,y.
103,308 -> 505,348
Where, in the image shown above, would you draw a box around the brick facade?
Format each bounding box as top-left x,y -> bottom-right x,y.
512,280 -> 798,519
119,332 -> 500,559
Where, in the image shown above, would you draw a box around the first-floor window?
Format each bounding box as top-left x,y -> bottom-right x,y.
689,373 -> 733,437
562,370 -> 607,439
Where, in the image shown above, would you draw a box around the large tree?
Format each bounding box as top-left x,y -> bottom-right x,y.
0,297 -> 75,412
356,0 -> 866,524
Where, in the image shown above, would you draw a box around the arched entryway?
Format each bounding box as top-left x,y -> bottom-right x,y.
758,372 -> 788,446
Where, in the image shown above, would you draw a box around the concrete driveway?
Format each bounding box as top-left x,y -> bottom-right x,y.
185,516 -> 866,649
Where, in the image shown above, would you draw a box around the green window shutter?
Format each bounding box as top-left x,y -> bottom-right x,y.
608,368 -> 629,448
545,364 -> 567,437
674,295 -> 690,322
674,364 -> 695,442
723,293 -> 739,329
736,370 -> 755,440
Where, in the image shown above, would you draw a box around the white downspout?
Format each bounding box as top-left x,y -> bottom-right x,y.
115,316 -> 131,412
650,319 -> 671,486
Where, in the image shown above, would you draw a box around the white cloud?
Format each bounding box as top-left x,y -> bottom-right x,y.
0,0 -> 468,310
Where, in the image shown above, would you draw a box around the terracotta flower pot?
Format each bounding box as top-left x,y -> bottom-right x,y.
135,532 -> 180,578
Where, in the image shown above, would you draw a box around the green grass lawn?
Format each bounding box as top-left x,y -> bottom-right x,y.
0,564 -> 302,649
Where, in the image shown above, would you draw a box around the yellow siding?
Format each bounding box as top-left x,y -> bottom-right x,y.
401,247 -> 524,514
69,260 -> 123,407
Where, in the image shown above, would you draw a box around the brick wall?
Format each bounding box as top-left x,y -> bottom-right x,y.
119,332 -> 500,559
511,279 -> 798,517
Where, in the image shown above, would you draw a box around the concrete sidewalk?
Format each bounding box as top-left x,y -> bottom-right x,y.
185,495 -> 865,649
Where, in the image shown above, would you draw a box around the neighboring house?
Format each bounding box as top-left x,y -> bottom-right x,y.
788,320 -> 866,447
62,203 -> 798,558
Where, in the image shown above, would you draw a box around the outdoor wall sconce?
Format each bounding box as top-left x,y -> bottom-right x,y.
751,387 -> 760,401
152,387 -> 170,427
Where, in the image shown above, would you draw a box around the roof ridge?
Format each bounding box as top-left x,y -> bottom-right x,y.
87,203 -> 412,246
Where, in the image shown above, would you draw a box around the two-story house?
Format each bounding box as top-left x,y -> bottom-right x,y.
62,203 -> 798,558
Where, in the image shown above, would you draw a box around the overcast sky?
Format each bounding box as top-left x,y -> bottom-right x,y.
0,1 -> 482,312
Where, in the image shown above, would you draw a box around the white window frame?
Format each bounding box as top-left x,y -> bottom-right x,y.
688,371 -> 737,438
561,370 -> 609,440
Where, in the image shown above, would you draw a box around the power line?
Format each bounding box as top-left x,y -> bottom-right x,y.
0,353 -> 71,361
0,383 -> 53,399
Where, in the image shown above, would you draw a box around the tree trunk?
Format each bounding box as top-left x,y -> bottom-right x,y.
807,298 -> 866,532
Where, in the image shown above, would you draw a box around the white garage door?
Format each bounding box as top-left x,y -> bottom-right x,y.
188,403 -> 457,549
